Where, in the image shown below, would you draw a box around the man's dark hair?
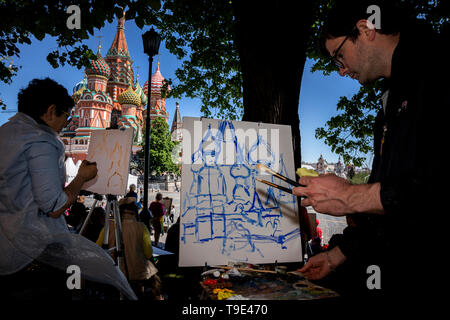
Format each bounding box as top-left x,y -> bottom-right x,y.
119,201 -> 138,220
119,202 -> 138,212
319,0 -> 408,57
18,78 -> 74,121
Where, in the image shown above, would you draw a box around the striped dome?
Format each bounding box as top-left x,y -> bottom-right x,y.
134,82 -> 147,106
143,62 -> 170,96
118,86 -> 141,107
86,50 -> 110,78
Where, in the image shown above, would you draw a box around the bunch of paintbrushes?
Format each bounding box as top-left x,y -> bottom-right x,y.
255,163 -> 305,194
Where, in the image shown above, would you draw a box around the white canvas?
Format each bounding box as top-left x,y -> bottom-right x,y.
82,128 -> 133,195
179,117 -> 302,267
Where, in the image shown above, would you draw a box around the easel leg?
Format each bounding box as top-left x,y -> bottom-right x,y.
78,199 -> 98,235
112,200 -> 129,277
102,200 -> 111,249
112,199 -> 131,300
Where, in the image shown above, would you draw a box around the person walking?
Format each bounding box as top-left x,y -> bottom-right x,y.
149,193 -> 165,246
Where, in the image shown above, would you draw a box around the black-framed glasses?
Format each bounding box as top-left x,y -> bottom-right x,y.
331,35 -> 350,69
331,27 -> 357,69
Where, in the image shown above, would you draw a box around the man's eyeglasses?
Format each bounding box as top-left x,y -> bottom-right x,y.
62,109 -> 74,122
330,27 -> 357,69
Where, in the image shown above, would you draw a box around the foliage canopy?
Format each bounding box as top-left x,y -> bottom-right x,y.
1,0 -> 449,166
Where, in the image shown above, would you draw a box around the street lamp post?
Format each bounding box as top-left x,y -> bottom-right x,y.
142,28 -> 161,214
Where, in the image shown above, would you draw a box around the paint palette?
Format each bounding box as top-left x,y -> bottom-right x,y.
200,267 -> 338,300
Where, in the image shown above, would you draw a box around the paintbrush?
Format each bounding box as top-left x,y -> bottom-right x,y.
256,163 -> 304,187
255,177 -> 293,194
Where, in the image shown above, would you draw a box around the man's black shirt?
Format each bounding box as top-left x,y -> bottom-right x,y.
329,22 -> 447,298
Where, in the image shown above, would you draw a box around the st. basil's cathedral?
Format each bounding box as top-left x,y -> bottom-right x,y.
61,13 -> 183,164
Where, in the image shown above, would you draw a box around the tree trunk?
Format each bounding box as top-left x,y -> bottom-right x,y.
232,1 -> 314,242
232,0 -> 313,169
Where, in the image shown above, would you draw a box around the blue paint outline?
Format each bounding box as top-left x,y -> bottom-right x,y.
181,120 -> 301,261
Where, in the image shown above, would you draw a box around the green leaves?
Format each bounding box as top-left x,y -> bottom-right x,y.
45,46 -> 94,70
149,117 -> 180,176
152,0 -> 243,120
2,0 -> 448,169
307,0 -> 448,167
135,117 -> 180,177
314,81 -> 383,167
0,96 -> 6,110
0,1 -> 147,83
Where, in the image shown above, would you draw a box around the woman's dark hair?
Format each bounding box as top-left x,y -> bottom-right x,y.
319,0 -> 407,57
18,78 -> 74,120
156,193 -> 163,201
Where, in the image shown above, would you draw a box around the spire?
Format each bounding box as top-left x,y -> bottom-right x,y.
107,10 -> 130,58
96,44 -> 102,59
173,102 -> 181,122
96,35 -> 104,55
118,10 -> 125,29
171,102 -> 182,134
135,66 -> 140,85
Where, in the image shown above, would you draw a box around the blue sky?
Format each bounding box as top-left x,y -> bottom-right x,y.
0,18 -> 365,164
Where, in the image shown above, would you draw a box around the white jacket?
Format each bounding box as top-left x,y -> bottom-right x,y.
0,113 -> 136,299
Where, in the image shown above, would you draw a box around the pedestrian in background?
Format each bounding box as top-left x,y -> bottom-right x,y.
149,193 -> 165,246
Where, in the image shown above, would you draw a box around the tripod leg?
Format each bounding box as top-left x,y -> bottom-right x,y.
113,200 -> 130,280
112,200 -> 132,300
112,200 -> 122,270
79,199 -> 98,235
102,200 -> 111,249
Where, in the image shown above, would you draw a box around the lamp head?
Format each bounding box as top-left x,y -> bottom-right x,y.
142,28 -> 161,57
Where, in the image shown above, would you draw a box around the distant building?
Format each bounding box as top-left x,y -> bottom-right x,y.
301,155 -> 350,178
170,102 -> 183,169
61,11 -> 176,164
335,157 -> 345,178
170,102 -> 183,142
316,154 -> 327,175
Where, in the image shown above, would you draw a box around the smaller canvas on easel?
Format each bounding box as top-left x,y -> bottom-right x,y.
82,128 -> 134,195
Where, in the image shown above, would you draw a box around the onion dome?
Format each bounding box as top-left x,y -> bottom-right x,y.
85,46 -> 111,78
134,80 -> 147,106
140,90 -> 148,106
72,78 -> 86,103
134,81 -> 143,97
118,86 -> 141,107
143,62 -> 171,96
72,77 -> 86,93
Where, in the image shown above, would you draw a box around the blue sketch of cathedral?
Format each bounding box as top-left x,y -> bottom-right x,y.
180,120 -> 301,264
